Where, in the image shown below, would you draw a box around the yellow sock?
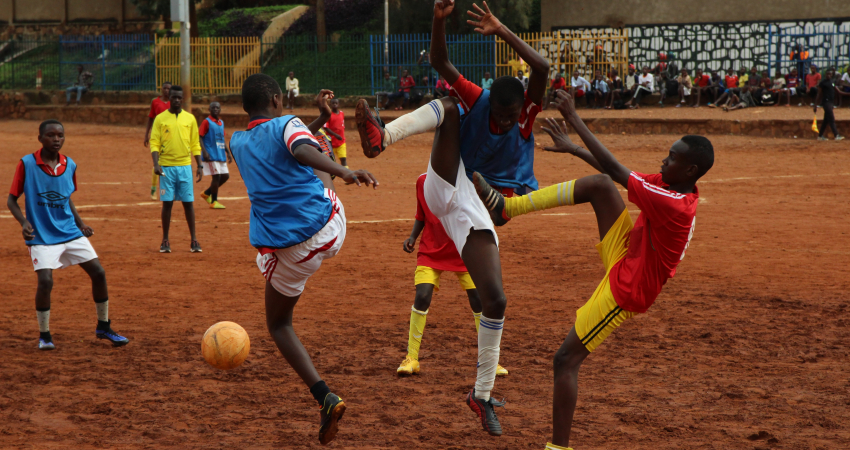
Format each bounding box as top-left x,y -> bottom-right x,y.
473,312 -> 482,332
505,180 -> 576,218
406,307 -> 428,361
544,443 -> 573,450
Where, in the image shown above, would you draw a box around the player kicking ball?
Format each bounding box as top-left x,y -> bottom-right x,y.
199,101 -> 233,209
397,173 -> 509,378
230,74 -> 378,445
6,120 -> 129,350
355,0 -> 533,436
473,90 -> 714,450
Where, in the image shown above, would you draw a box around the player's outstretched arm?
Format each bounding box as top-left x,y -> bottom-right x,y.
540,118 -> 606,174
69,199 -> 93,237
403,219 -> 425,253
552,90 -> 630,187
7,194 -> 34,240
468,1 -> 549,105
307,90 -> 334,134
291,144 -> 379,189
430,0 -> 461,85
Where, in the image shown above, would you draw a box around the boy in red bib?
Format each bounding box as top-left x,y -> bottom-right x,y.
474,90 -> 714,450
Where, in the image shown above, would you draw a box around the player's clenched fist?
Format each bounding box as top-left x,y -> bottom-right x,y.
342,169 -> 379,189
433,0 -> 454,19
403,237 -> 416,253
552,90 -> 578,121
21,221 -> 35,241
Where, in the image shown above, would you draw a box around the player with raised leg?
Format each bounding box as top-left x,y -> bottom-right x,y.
397,172 -> 509,378
356,0 -> 548,198
7,120 -> 129,350
473,90 -> 714,450
229,74 -> 378,445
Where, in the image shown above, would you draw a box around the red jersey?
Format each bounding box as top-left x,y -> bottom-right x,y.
694,74 -> 710,87
724,75 -> 738,89
450,75 -> 540,140
551,77 -> 567,91
149,97 -> 169,119
787,75 -> 800,88
806,73 -> 821,89
10,149 -> 77,197
323,111 -> 346,147
399,75 -> 416,93
414,174 -> 467,272
198,116 -> 223,137
609,172 -> 699,313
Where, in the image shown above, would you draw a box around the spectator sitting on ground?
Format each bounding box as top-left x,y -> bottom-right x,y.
713,68 -> 740,107
65,65 -> 93,107
756,70 -> 773,105
802,64 -> 822,107
770,69 -> 787,106
626,66 -> 654,109
480,71 -> 494,90
387,68 -> 416,110
588,70 -> 609,109
676,68 -> 693,107
517,70 -> 529,91
704,70 -> 723,106
606,68 -> 627,109
689,68 -> 710,107
284,71 -> 299,110
545,72 -> 567,109
722,86 -> 757,112
376,70 -> 397,110
652,51 -> 667,76
434,75 -> 450,99
836,69 -> 850,107
737,67 -> 749,91
569,69 -> 591,107
782,68 -> 801,107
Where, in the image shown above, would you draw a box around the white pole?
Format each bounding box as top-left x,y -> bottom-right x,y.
384,0 -> 389,64
179,0 -> 191,111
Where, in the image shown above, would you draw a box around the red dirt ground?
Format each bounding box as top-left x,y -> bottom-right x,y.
0,119 -> 848,450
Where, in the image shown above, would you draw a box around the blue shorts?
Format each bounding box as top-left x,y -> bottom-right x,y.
160,165 -> 194,202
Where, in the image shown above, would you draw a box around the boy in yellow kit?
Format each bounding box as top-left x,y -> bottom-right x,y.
397,173 -> 508,377
149,86 -> 204,253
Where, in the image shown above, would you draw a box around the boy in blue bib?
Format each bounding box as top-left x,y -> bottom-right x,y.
199,101 -> 234,209
6,120 -> 129,350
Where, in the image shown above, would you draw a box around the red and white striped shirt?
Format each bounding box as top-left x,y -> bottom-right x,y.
609,172 -> 699,313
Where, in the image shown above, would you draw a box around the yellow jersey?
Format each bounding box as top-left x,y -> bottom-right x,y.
150,109 -> 201,167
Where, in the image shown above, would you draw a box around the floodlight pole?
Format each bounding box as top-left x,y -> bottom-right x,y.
384,0 -> 389,64
179,0 -> 191,112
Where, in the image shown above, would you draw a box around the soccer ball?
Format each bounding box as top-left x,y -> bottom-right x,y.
201,321 -> 250,370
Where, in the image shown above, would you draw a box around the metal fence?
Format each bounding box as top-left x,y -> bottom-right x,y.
769,23 -> 850,74
60,35 -> 156,91
156,36 -> 261,94
264,35 -> 371,97
0,39 -> 59,90
500,30 -> 629,80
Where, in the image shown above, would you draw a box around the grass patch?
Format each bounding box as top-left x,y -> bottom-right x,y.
199,5 -> 303,38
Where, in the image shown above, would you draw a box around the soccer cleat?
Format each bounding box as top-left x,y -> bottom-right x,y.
836,135 -> 845,141
150,186 -> 157,200
818,136 -> 828,141
160,239 -> 171,253
210,201 -> 225,209
38,332 -> 55,350
472,172 -> 509,226
201,192 -> 213,204
96,320 -> 129,347
191,241 -> 203,253
318,392 -> 346,445
496,364 -> 509,377
466,389 -> 506,436
355,99 -> 386,158
397,356 -> 421,375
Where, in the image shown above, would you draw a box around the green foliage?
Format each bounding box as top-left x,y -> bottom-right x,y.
199,5 -> 300,37
388,0 -> 537,35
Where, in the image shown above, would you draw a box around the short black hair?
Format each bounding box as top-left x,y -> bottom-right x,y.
489,76 -> 524,107
39,119 -> 63,135
169,85 -> 183,94
162,81 -> 172,87
681,135 -> 714,178
242,73 -> 282,113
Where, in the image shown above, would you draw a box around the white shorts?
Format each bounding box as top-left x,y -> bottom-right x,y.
256,189 -> 346,297
424,160 -> 497,257
288,88 -> 300,97
203,161 -> 229,176
787,87 -> 797,96
681,87 -> 691,96
28,236 -> 98,271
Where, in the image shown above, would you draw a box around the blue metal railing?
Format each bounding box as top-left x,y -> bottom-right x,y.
59,34 -> 156,91
768,23 -> 850,75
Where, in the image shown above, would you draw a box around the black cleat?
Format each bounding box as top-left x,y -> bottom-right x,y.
466,389 -> 506,436
318,392 -> 346,445
159,239 -> 171,253
472,172 -> 510,226
96,320 -> 129,347
190,240 -> 202,253
38,332 -> 55,350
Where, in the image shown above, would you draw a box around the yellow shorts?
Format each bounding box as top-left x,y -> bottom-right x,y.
575,208 -> 636,352
333,143 -> 347,159
414,265 -> 475,291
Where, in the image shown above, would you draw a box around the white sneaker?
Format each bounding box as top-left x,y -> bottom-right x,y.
836,135 -> 845,141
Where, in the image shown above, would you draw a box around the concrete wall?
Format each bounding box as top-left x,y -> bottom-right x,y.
2,0 -> 148,24
542,0 -> 850,29
0,0 -> 11,23
15,0 -> 64,22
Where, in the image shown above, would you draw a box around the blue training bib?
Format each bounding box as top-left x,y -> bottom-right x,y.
21,153 -> 83,246
202,117 -> 227,162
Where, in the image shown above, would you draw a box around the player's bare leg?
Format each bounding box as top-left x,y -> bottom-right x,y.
264,282 -> 345,444
35,269 -> 55,349
161,200 -> 173,251
181,201 -> 200,252
79,258 -> 129,347
427,96 -> 508,435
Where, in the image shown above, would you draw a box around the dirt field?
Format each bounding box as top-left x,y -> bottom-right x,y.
0,119 -> 848,450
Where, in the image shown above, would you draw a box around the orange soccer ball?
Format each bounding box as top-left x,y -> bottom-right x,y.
201,321 -> 250,370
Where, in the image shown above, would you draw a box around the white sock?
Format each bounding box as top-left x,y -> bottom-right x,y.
474,315 -> 504,401
37,309 -> 50,333
96,301 -> 108,322
384,99 -> 445,145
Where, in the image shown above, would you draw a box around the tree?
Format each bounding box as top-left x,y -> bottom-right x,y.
129,0 -> 201,37
388,0 -> 536,35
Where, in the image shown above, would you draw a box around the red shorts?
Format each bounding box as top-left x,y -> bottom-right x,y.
574,89 -> 585,97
